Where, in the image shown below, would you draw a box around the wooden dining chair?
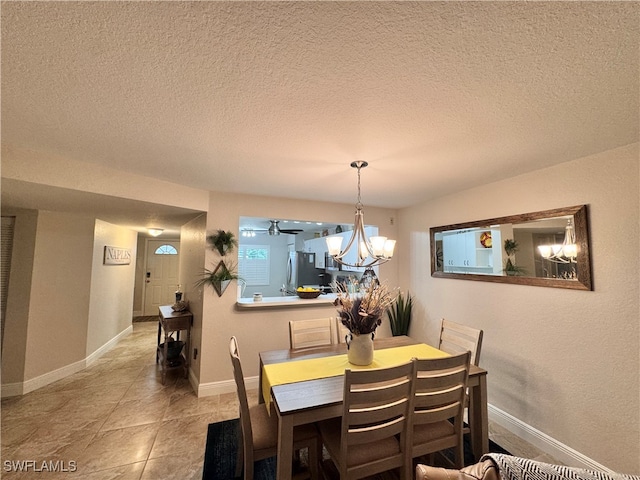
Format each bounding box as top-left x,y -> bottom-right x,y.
289,317 -> 334,350
317,361 -> 415,480
229,336 -> 320,480
411,352 -> 471,469
438,319 -> 483,450
335,317 -> 350,344
438,319 -> 483,366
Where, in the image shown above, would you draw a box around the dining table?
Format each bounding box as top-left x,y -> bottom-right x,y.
259,335 -> 489,480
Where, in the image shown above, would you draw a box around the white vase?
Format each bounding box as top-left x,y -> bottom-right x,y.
346,333 -> 374,366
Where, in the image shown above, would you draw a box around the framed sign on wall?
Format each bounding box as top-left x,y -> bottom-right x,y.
103,246 -> 132,265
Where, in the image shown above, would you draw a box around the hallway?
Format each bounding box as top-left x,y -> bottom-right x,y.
1,321 -> 239,479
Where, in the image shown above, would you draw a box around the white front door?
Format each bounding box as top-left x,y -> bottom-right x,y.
144,240 -> 180,316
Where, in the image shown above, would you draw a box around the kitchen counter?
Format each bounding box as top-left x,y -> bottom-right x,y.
236,293 -> 338,309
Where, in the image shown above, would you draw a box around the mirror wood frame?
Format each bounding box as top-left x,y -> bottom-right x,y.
430,205 -> 592,290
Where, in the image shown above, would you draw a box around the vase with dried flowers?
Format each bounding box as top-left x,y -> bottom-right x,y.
334,282 -> 396,365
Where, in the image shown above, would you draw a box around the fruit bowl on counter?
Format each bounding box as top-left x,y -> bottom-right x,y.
296,287 -> 322,299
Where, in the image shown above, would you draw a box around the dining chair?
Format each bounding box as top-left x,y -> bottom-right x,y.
335,317 -> 350,344
229,336 -> 320,480
411,351 -> 471,469
317,361 -> 415,480
438,319 -> 483,366
438,319 -> 483,449
289,317 -> 334,350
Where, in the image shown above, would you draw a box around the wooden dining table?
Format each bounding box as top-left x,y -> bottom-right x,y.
259,335 -> 489,480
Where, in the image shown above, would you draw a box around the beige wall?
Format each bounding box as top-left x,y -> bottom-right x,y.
132,235 -> 146,315
24,211 -> 95,381
179,213 -> 207,381
2,145 -> 209,211
1,211 -> 139,393
86,220 -> 137,356
196,191 -> 398,388
397,143 -> 639,473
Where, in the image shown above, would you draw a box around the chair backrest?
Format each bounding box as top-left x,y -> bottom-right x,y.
412,352 -> 470,432
335,317 -> 350,344
228,336 -> 254,467
439,319 -> 483,366
289,317 -> 334,349
340,361 -> 415,478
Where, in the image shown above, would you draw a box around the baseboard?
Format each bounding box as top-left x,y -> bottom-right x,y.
1,326 -> 133,398
21,357 -> 87,395
1,382 -> 24,398
86,326 -> 132,366
488,404 -> 615,474
133,310 -> 143,317
196,375 -> 259,397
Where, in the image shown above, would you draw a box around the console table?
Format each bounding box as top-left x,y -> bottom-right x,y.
157,305 -> 192,384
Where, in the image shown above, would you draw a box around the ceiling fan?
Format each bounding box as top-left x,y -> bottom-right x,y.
242,220 -> 304,236
267,220 -> 303,235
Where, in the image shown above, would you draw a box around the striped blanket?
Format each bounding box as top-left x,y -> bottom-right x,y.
482,454 -> 639,480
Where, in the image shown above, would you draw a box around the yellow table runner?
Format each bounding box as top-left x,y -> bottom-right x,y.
262,343 -> 449,412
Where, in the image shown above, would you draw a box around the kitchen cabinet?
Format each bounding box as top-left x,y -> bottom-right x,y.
442,231 -> 493,272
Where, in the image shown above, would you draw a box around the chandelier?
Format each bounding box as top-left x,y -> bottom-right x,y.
326,161 -> 396,268
537,219 -> 577,263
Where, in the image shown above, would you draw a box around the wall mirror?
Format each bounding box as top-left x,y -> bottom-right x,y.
430,205 -> 592,290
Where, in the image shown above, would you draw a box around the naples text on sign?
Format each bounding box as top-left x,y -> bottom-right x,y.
104,246 -> 132,265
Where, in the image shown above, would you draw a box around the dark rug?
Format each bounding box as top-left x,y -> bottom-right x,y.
202,418 -> 510,480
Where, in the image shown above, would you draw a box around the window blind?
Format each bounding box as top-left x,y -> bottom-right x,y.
1,216 -> 16,353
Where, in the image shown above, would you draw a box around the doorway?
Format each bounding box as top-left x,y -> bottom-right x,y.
143,239 -> 180,316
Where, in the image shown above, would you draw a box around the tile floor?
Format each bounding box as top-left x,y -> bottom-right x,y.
1,321 -> 559,480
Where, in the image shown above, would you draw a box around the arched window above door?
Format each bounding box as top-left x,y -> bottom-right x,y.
154,245 -> 178,255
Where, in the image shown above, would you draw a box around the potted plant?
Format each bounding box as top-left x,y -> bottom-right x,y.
206,230 -> 238,256
387,291 -> 413,336
334,282 -> 396,365
196,260 -> 241,296
503,239 -> 527,276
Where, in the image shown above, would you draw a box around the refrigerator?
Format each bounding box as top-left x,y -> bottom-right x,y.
287,251 -> 324,290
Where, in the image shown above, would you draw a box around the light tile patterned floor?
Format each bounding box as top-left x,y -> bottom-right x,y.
1,321 -> 559,479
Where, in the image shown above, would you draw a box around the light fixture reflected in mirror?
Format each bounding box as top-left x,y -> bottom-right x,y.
148,228 -> 163,237
537,219 -> 577,263
327,161 -> 396,268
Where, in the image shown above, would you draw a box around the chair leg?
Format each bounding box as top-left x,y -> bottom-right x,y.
234,447 -> 244,478
454,437 -> 465,469
235,424 -> 244,478
307,437 -> 320,480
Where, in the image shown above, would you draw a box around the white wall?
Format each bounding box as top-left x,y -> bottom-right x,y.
86,220 -> 137,357
397,143 -> 639,473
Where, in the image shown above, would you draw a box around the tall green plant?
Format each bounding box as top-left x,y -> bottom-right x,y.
387,291 -> 413,336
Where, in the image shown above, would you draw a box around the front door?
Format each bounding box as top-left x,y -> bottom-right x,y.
144,240 -> 180,315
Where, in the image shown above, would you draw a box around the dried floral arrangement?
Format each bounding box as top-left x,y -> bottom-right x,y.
334,282 -> 396,335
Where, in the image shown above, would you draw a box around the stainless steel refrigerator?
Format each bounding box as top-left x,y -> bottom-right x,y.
286,251 -> 323,290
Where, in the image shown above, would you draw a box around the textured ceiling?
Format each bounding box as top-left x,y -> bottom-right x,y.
2,1 -> 638,215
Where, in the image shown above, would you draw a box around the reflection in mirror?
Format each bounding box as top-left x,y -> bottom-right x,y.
430,205 -> 592,290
